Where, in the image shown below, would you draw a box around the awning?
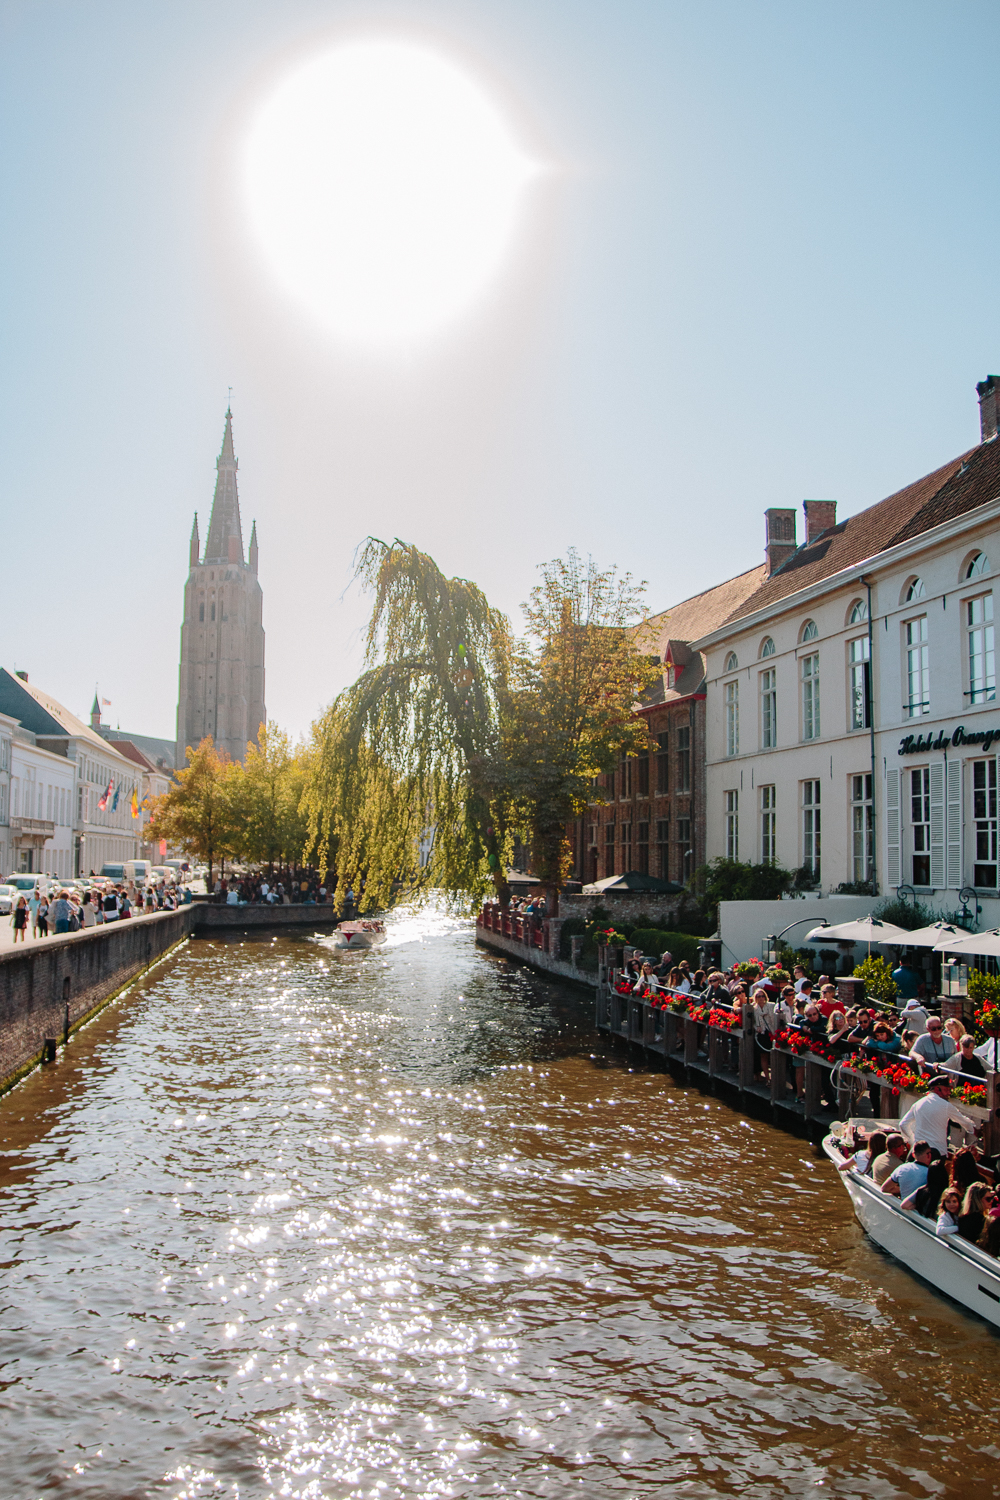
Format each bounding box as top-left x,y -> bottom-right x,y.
581,870 -> 684,895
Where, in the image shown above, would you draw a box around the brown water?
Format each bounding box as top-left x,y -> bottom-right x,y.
3,907 -> 1000,1500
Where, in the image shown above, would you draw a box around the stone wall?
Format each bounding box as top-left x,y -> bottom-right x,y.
0,908 -> 193,1095
194,904 -> 339,931
560,892 -> 686,928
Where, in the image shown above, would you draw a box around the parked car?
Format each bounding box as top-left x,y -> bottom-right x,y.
99,864 -> 126,882
0,884 -> 16,914
5,874 -> 51,899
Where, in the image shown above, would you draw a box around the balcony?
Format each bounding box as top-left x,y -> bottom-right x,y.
11,817 -> 55,847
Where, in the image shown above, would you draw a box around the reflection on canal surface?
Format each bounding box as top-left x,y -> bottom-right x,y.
3,904 -> 1000,1498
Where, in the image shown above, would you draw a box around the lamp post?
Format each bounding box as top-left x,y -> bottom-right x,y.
763,917 -> 830,968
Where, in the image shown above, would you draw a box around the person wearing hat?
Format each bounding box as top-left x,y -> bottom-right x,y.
899,997 -> 930,1035
898,1074 -> 978,1157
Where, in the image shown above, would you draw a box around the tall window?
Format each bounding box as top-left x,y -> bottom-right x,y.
802,780 -> 821,881
656,732 -> 669,794
801,654 -> 820,740
606,769 -> 615,801
677,726 -> 691,791
848,635 -> 870,730
904,616 -> 930,716
676,816 -> 692,880
636,820 -> 649,874
636,747 -> 650,796
760,667 -> 777,748
656,818 -> 669,879
973,760 -> 997,887
619,757 -> 632,800
760,786 -> 776,864
620,821 -> 631,869
725,790 -> 739,859
725,682 -> 739,757
604,820 -> 615,875
967,592 -> 995,703
910,766 -> 931,886
851,774 -> 873,884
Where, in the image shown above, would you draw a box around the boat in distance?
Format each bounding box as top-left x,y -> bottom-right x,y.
824,1122 -> 1000,1331
330,919 -> 386,950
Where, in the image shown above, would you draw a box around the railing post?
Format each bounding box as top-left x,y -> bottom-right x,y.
987,1071 -> 1000,1158
804,1056 -> 822,1119
879,1082 -> 900,1120
708,1026 -> 721,1078
739,1007 -> 755,1090
771,1047 -> 788,1104
642,1001 -> 656,1048
684,1015 -> 698,1068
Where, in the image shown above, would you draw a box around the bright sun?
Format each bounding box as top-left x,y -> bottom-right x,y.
244,38 -> 538,348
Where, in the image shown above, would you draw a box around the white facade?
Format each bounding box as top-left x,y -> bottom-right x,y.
8,730 -> 75,878
697,494 -> 1000,925
0,712 -> 14,875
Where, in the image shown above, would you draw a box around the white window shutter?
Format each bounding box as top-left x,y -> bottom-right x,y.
886,767 -> 900,887
947,758 -> 963,889
930,761 -> 944,887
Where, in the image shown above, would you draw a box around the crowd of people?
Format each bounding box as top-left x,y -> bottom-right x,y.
8,878 -> 186,940
212,868 -> 334,906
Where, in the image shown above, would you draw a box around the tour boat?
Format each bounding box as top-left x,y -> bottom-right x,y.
824,1122 -> 1000,1330
330,919 -> 386,950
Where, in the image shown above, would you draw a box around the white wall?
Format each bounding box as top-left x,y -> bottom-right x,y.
9,738 -> 75,879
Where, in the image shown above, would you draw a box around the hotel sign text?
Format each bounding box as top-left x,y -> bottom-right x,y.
898,724 -> 1000,756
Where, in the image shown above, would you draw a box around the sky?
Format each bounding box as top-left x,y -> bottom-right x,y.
3,1 -> 1000,745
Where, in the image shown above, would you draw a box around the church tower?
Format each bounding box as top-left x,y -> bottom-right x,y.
175,409 -> 266,767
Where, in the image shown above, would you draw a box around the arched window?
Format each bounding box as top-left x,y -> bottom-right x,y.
724,651 -> 738,672
967,551 -> 989,579
849,599 -> 868,624
801,619 -> 818,642
906,577 -> 926,602
760,637 -> 775,658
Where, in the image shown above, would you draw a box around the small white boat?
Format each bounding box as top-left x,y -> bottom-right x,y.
824,1122 -> 1000,1330
330,919 -> 386,950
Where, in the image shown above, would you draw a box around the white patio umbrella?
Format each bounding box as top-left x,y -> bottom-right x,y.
891,921 -> 968,949
804,916 -> 912,945
933,927 -> 1000,957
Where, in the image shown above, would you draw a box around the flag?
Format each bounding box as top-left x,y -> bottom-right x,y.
141,794 -> 153,811
98,779 -> 113,812
101,697 -> 111,707
131,789 -> 139,819
112,784 -> 120,812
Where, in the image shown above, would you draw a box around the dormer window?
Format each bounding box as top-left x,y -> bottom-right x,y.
724,652 -> 738,673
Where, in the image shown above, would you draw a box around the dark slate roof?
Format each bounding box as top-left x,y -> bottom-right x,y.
723,435 -> 1000,625
0,669 -> 66,737
99,728 -> 176,770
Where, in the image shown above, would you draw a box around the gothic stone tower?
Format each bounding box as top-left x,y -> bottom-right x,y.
175,409 -> 265,767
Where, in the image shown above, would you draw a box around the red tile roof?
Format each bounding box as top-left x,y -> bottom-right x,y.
636,564 -> 768,705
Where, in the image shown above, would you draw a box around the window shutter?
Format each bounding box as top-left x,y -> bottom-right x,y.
886,767 -> 900,887
930,761 -> 945,887
947,758 -> 963,889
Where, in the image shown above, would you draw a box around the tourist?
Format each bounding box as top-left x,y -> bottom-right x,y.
102,887 -> 119,922
837,1130 -> 887,1175
883,1140 -> 933,1200
793,964 -> 808,994
827,1010 -> 849,1046
892,958 -> 921,1001
119,890 -> 132,919
36,893 -> 49,936
871,1132 -> 908,1187
816,982 -> 840,1019
958,1183 -> 993,1244
909,1018 -> 956,1073
935,1186 -> 963,1237
979,1217 -> 1000,1258
49,890 -> 72,935
900,997 -> 930,1035
950,1145 -> 983,1195
944,1016 -> 966,1050
668,966 -> 691,995
910,1157 -> 951,1217
703,972 -> 731,1006
80,892 -> 97,928
846,1009 -> 876,1046
10,895 -> 27,943
899,1074 -> 978,1156
654,950 -> 673,978
899,1030 -> 919,1056
860,1020 -> 903,1060
632,961 -> 660,998
942,1035 -> 988,1079
28,887 -> 41,938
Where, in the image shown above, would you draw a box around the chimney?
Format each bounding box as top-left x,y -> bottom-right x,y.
978,375 -> 1000,442
803,499 -> 837,545
15,670 -> 28,682
765,508 -> 797,577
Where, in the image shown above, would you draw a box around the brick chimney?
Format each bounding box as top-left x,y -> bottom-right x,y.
765,508 -> 797,577
803,499 -> 837,545
977,375 -> 1000,442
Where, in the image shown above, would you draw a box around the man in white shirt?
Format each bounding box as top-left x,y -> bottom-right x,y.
974,1036 -> 1000,1071
898,1074 -> 978,1156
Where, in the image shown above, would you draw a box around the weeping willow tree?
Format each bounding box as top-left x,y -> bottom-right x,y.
499,550 -> 659,912
302,539 -> 514,910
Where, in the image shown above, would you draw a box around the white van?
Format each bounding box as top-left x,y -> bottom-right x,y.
124,860 -> 152,886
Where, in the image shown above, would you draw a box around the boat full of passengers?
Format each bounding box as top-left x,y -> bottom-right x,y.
330,918 -> 386,950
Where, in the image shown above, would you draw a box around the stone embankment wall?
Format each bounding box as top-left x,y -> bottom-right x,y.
475,919 -> 598,992
0,908 -> 192,1095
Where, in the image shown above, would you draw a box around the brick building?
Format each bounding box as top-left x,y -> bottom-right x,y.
569,568 -> 766,886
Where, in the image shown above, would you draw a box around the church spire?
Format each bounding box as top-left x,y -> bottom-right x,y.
203,407 -> 244,565
249,519 -> 258,575
189,511 -> 200,569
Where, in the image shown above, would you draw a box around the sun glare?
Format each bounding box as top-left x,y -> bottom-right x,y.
244,38 -> 538,348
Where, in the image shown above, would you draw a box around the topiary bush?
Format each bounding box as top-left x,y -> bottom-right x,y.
627,928 -> 702,965
853,954 -> 898,1005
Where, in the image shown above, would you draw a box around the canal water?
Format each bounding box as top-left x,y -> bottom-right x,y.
3,908 -> 1000,1499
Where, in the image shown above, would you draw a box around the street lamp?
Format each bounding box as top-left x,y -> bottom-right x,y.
763,917 -> 829,967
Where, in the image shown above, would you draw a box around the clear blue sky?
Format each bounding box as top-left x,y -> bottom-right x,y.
2,1 -> 999,743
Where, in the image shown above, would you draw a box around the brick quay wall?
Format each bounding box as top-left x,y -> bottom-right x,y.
0,903 -> 343,1096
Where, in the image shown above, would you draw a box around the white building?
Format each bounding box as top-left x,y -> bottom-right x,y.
0,711 -> 14,875
694,376 -> 1000,925
0,669 -> 141,877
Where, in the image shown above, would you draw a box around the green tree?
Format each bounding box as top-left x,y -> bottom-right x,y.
145,737 -> 234,889
499,550 -> 658,912
691,856 -> 794,924
227,723 -> 310,872
302,539 -> 514,910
